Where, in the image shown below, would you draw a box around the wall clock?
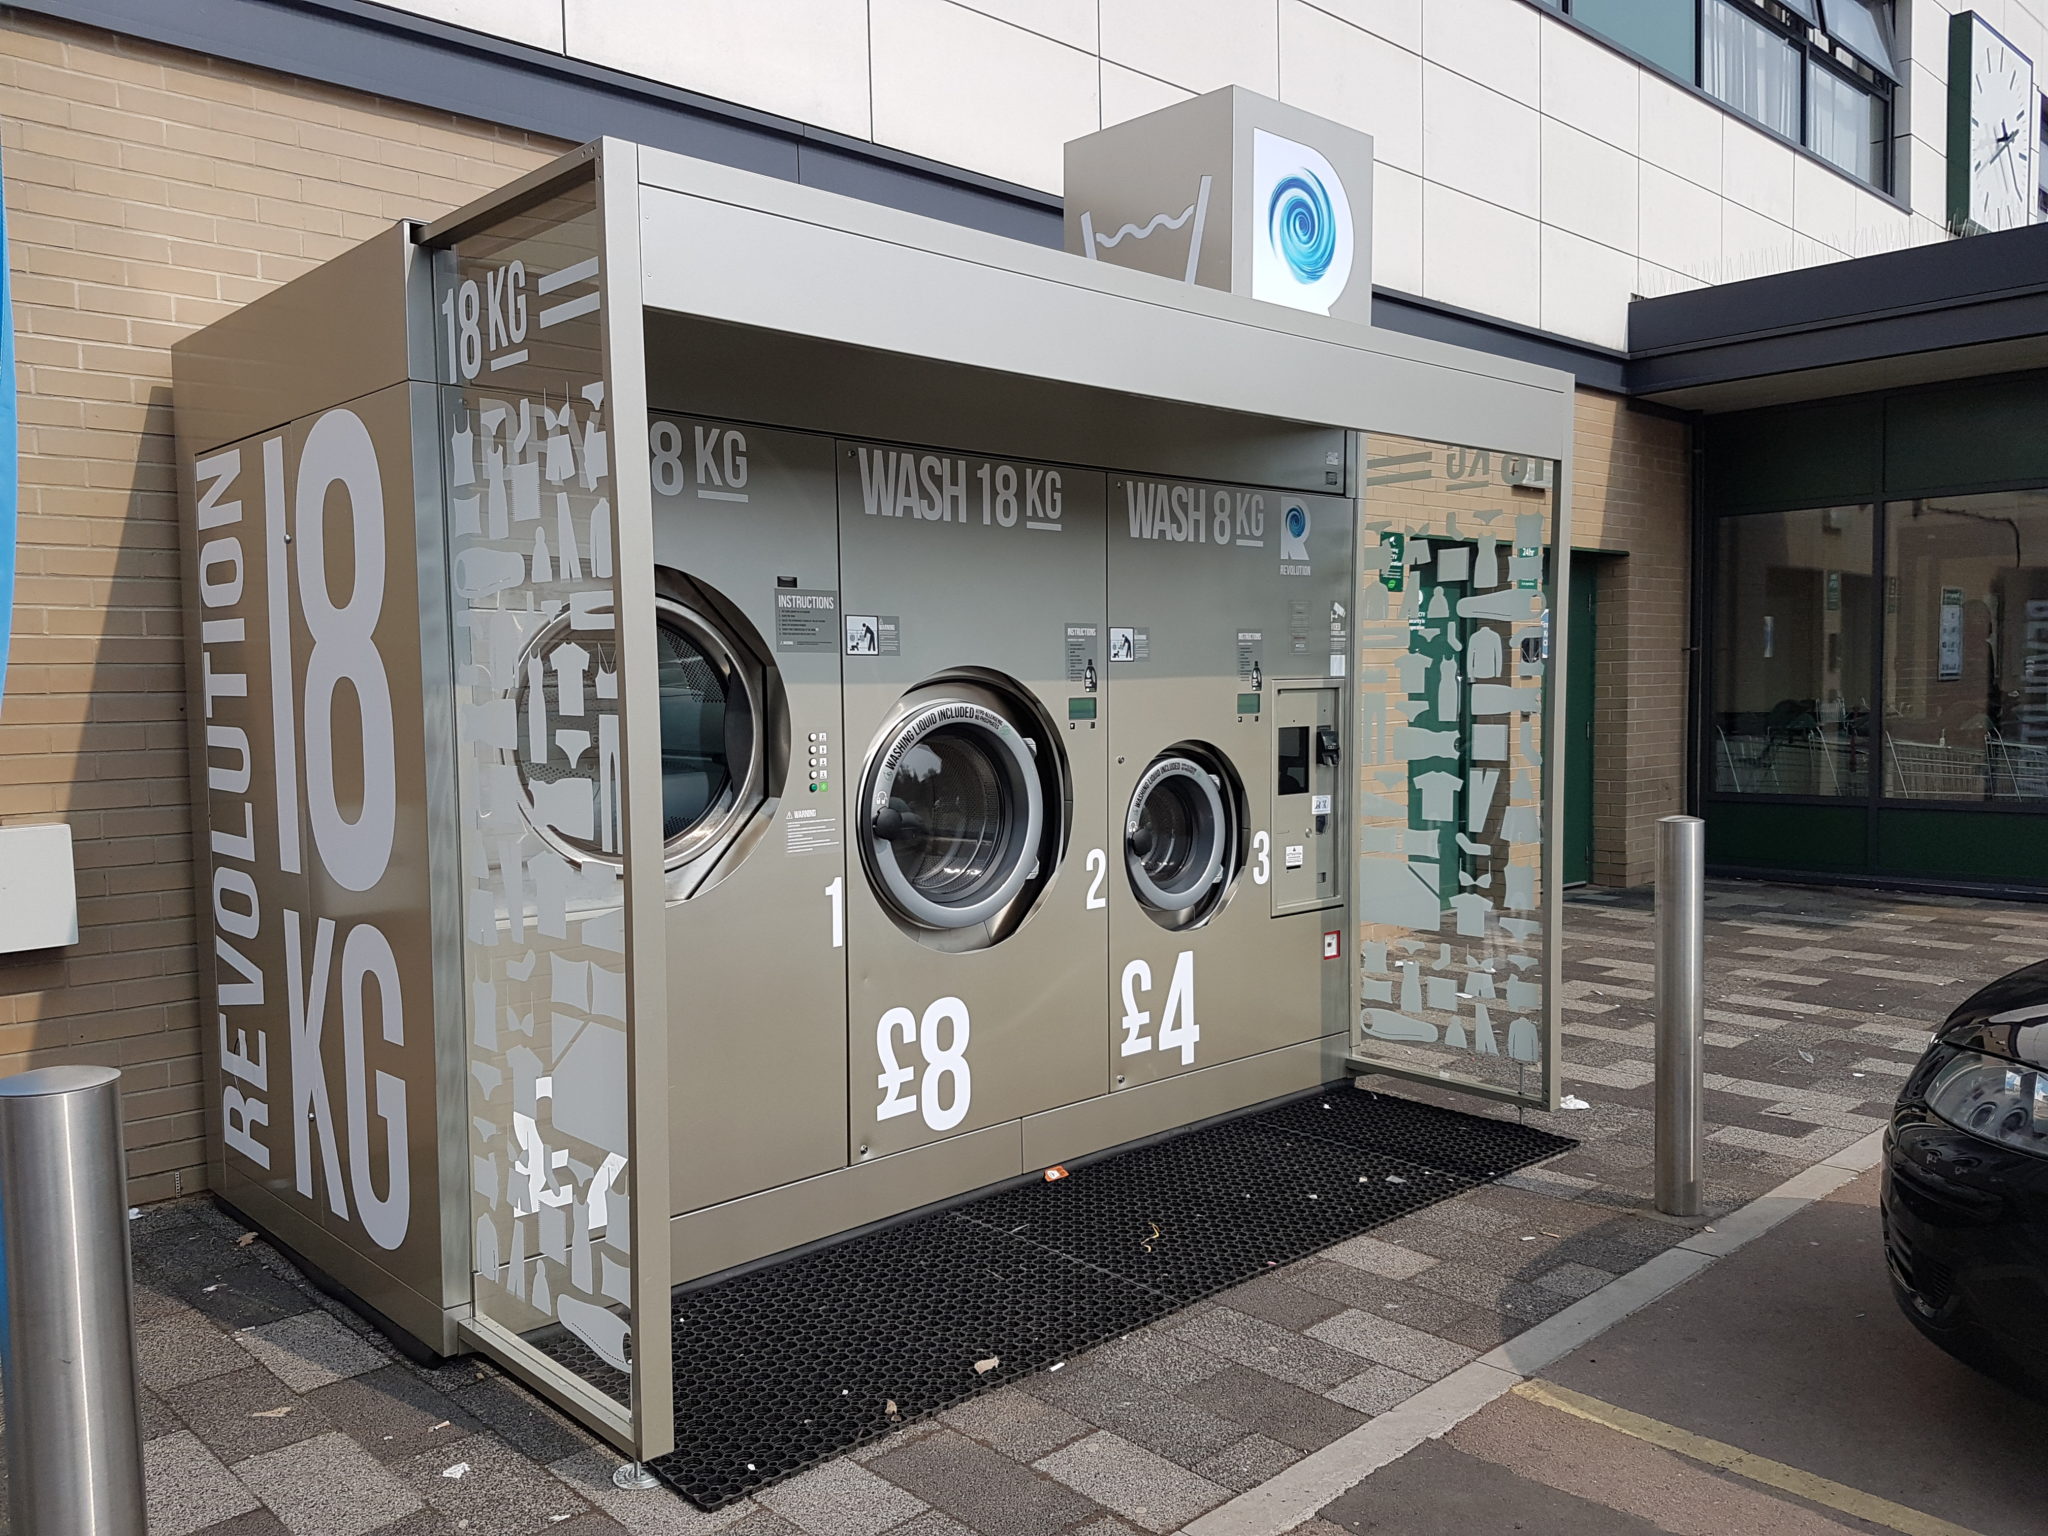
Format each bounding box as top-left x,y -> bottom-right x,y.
1949,10 -> 2036,234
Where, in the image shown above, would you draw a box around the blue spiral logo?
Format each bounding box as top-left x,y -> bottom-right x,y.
1267,171 -> 1338,285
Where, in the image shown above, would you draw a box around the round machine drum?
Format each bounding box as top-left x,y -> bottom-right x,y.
1125,755 -> 1229,914
862,697 -> 1045,931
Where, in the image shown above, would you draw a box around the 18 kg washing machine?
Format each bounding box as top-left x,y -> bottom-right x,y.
838,439 -> 1110,1161
1105,475 -> 1353,1091
649,414 -> 849,1215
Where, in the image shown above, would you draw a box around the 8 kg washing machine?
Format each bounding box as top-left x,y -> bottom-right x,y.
1105,475 -> 1353,1091
648,414 -> 849,1217
838,439 -> 1110,1161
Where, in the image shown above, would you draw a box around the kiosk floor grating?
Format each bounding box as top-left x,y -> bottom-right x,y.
538,1087 -> 1574,1509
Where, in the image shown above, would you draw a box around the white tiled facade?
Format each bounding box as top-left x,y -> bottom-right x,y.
378,0 -> 2048,349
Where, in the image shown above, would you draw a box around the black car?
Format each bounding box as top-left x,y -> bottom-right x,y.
1884,958 -> 2048,1398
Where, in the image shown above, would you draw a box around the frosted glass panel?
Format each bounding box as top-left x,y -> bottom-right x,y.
1352,436 -> 1559,1106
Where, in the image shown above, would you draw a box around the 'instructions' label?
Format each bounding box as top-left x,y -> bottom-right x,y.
775,588 -> 838,651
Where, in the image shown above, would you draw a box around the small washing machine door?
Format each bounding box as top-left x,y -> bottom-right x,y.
1125,755 -> 1230,914
863,698 -> 1045,931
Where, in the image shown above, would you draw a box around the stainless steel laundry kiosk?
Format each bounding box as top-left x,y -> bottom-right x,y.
176,133 -> 1573,1460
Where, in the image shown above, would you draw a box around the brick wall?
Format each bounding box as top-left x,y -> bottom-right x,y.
0,12 -> 564,1201
1569,389 -> 1693,888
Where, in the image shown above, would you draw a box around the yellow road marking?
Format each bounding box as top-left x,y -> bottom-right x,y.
1512,1378 -> 1987,1536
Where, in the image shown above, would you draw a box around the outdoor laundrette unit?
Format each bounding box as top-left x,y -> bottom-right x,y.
176,104 -> 1572,1461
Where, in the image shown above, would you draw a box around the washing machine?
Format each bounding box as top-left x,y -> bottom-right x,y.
647,413 -> 849,1215
1105,475 -> 1352,1091
837,439 -> 1110,1161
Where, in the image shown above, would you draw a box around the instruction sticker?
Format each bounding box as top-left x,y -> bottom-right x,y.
1236,631 -> 1263,681
775,588 -> 838,652
1065,624 -> 1099,685
1290,601 -> 1310,654
1109,626 -> 1149,662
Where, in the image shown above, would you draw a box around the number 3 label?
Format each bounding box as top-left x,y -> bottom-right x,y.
1252,831 -> 1271,886
876,996 -> 972,1131
1119,953 -> 1198,1065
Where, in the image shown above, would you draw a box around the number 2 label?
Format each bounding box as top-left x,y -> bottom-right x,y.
1085,848 -> 1107,910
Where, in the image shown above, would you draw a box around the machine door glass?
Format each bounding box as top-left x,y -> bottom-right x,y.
1271,684 -> 1343,915
654,601 -> 760,867
863,699 -> 1045,930
1126,754 -> 1230,914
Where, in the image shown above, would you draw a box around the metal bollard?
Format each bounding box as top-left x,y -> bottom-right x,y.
0,1065 -> 147,1535
1655,816 -> 1706,1219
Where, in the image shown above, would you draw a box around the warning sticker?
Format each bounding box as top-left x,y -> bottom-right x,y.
1065,624 -> 1098,684
1109,626 -> 1149,662
775,588 -> 838,651
785,809 -> 840,856
1284,844 -> 1305,869
846,615 -> 900,656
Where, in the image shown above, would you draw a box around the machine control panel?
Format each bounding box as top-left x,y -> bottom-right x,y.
1271,682 -> 1343,916
807,730 -> 830,790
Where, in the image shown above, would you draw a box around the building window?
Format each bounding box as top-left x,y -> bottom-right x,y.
1571,0 -> 1697,81
1712,506 -> 1875,797
1544,0 -> 1896,193
1882,494 -> 2048,803
1703,0 -> 1801,141
1809,58 -> 1890,184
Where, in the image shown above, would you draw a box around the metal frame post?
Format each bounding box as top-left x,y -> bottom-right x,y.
1655,816 -> 1706,1218
0,1065 -> 146,1534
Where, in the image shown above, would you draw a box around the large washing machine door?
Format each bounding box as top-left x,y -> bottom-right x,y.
1125,754 -> 1230,914
653,598 -> 762,872
863,696 -> 1046,931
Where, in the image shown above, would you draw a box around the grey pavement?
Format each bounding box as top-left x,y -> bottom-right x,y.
7,879 -> 2043,1535
1306,1165 -> 2048,1536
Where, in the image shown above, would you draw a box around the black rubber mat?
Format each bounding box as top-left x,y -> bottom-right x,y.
540,1086 -> 1573,1509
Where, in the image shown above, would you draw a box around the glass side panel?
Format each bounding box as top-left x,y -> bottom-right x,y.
1353,437 -> 1558,1106
1883,493 -> 2048,802
437,175 -> 639,1413
1712,506 -> 1875,797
